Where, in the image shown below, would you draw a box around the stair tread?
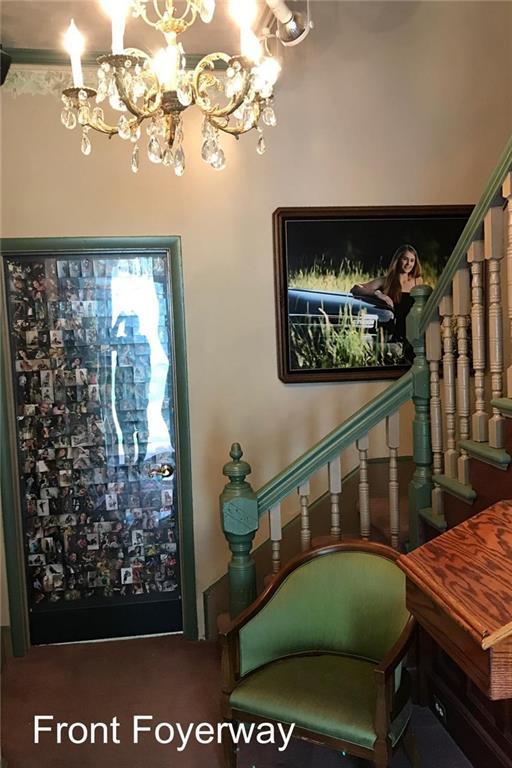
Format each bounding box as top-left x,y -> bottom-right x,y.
433,474 -> 476,503
459,439 -> 511,469
491,397 -> 512,417
418,507 -> 447,532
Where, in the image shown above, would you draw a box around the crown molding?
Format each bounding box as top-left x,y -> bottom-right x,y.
5,47 -> 223,70
3,67 -> 73,98
2,47 -> 226,98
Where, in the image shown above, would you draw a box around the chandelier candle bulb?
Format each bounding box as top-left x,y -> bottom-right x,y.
240,28 -> 262,63
229,0 -> 258,28
152,39 -> 179,91
63,19 -> 85,88
101,0 -> 130,54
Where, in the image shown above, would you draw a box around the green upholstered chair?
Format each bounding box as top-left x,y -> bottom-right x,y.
220,541 -> 417,768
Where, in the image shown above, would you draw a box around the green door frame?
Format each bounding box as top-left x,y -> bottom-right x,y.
0,236 -> 197,655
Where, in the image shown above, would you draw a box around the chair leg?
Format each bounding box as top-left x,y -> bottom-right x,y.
402,723 -> 421,768
374,739 -> 390,768
221,720 -> 237,768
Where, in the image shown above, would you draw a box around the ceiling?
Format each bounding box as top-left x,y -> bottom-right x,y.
1,0 -> 276,56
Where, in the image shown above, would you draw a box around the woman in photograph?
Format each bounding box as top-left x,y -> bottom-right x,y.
351,244 -> 422,342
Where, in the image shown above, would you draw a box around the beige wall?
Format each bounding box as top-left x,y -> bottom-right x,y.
1,2 -> 511,635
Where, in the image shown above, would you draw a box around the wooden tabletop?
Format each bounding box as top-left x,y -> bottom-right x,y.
398,500 -> 512,650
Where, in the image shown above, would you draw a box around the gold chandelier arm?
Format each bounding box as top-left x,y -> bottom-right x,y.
136,5 -> 157,28
86,115 -> 142,137
132,0 -> 164,29
152,0 -> 164,21
85,120 -> 118,137
113,68 -> 163,119
134,0 -> 198,33
193,53 -> 253,119
208,101 -> 262,135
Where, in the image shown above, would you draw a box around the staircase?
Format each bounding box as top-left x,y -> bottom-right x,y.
220,133 -> 512,618
217,133 -> 512,768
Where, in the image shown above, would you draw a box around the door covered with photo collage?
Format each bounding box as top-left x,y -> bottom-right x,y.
4,250 -> 183,644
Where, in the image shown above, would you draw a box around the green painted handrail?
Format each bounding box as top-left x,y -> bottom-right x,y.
420,132 -> 512,332
255,371 -> 414,514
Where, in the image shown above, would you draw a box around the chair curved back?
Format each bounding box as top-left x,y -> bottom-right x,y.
239,545 -> 409,677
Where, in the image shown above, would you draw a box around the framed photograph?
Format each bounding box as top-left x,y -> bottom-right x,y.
273,206 -> 472,382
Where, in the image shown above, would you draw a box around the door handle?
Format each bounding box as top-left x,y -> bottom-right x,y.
148,463 -> 174,479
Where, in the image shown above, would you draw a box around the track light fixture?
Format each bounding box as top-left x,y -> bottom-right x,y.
265,0 -> 312,47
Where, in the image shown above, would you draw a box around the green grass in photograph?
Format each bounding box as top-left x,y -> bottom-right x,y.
290,306 -> 406,370
289,259 -> 372,293
288,258 -> 439,293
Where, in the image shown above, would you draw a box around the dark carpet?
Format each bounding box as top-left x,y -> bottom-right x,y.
1,634 -> 473,768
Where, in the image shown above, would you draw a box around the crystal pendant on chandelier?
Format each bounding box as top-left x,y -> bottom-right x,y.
78,105 -> 90,125
177,81 -> 193,107
118,114 -> 131,140
81,128 -> 92,156
148,136 -> 162,163
58,0 -> 309,175
211,147 -> 226,171
201,139 -> 214,163
162,147 -> 174,167
61,109 -> 77,130
96,78 -> 108,103
225,71 -> 244,99
92,106 -> 104,122
131,144 -> 139,173
262,104 -> 277,127
173,145 -> 185,176
256,133 -> 266,156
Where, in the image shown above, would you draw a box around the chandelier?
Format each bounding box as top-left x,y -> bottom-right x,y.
60,0 -> 311,175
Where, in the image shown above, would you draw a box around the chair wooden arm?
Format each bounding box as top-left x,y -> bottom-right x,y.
375,614 -> 416,680
374,616 -> 416,748
220,629 -> 240,717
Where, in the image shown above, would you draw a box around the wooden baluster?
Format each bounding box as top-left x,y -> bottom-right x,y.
357,435 -> 370,540
328,456 -> 342,540
298,480 -> 311,551
426,318 -> 444,519
386,412 -> 400,549
269,504 -> 282,574
503,173 -> 512,397
467,241 -> 488,441
453,267 -> 471,485
440,294 -> 457,478
485,206 -> 506,448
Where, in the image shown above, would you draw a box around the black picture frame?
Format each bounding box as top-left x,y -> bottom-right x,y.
273,205 -> 472,383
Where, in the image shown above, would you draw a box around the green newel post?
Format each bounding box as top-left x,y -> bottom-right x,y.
407,285 -> 433,549
220,443 -> 259,618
